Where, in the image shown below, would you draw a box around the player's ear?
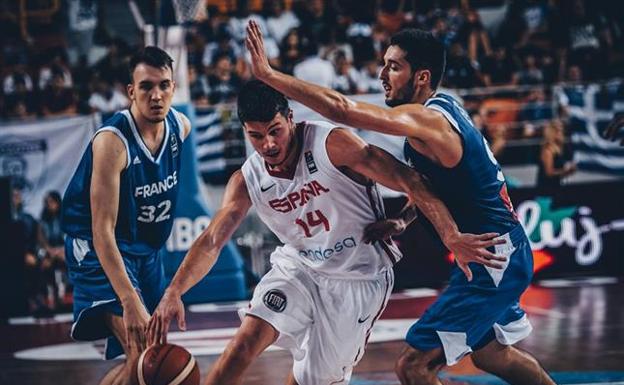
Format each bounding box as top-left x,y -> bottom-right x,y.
416,70 -> 431,87
127,83 -> 135,100
287,108 -> 293,123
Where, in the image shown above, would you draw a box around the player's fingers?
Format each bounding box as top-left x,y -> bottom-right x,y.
178,309 -> 186,331
479,257 -> 503,269
146,317 -> 155,345
457,261 -> 472,281
480,250 -> 507,261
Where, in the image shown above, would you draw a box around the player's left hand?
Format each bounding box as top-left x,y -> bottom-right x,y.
604,112 -> 624,145
363,219 -> 406,244
246,20 -> 274,81
444,232 -> 507,282
147,289 -> 186,346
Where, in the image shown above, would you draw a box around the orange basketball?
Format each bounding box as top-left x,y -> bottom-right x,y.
133,344 -> 200,385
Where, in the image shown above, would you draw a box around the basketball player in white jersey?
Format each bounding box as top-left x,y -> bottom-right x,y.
147,81 -> 505,385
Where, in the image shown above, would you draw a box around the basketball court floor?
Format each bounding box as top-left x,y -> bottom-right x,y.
1,277 -> 623,385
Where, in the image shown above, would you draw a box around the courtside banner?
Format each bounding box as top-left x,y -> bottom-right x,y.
0,114 -> 99,217
391,180 -> 624,288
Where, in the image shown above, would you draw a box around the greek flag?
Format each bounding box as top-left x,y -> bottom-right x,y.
556,80 -> 624,174
194,106 -> 247,184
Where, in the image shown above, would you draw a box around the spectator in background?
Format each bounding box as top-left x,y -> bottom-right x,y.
66,0 -> 98,65
358,57 -> 384,94
293,35 -> 335,88
188,65 -> 210,106
279,28 -> 304,75
332,50 -> 359,95
202,24 -> 243,70
11,188 -> 48,315
537,119 -> 576,194
558,0 -> 612,81
3,75 -> 38,119
293,0 -> 337,44
481,45 -> 517,86
265,0 -> 300,44
88,75 -> 128,115
459,9 -> 492,63
94,38 -> 130,85
519,88 -> 553,138
38,191 -> 67,311
512,53 -> 544,85
38,51 -> 73,90
40,70 -> 77,117
444,42 -> 483,89
207,54 -> 242,105
3,63 -> 33,95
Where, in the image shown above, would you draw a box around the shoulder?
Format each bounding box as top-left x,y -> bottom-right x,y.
92,130 -> 129,170
169,108 -> 192,140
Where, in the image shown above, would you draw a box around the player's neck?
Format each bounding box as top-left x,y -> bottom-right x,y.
130,104 -> 165,140
413,87 -> 436,105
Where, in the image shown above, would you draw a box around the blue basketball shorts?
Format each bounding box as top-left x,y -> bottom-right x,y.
406,223 -> 534,365
64,236 -> 165,359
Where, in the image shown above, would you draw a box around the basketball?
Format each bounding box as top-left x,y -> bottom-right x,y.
133,344 -> 199,385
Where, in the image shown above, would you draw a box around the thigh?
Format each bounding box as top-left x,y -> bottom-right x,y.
293,269 -> 394,385
408,238 -> 534,362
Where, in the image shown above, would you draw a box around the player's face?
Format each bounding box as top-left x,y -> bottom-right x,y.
380,45 -> 417,107
127,63 -> 175,124
244,110 -> 295,167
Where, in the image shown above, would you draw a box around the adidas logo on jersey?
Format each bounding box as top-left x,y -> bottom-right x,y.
133,156 -> 141,165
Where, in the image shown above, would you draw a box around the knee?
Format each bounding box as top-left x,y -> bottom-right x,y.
472,345 -> 511,373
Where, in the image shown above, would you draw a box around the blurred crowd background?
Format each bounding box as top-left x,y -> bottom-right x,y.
2,0 -> 623,316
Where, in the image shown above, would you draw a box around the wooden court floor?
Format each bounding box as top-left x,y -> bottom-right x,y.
1,278 -> 623,385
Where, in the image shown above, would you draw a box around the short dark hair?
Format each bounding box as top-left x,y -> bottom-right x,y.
389,29 -> 446,89
237,80 -> 289,124
128,46 -> 174,81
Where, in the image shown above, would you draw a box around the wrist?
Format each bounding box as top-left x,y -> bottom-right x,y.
119,290 -> 141,307
164,286 -> 182,298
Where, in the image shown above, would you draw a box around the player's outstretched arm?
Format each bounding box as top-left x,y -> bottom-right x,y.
326,128 -> 506,280
91,132 -> 150,353
148,170 -> 252,344
245,20 -> 450,144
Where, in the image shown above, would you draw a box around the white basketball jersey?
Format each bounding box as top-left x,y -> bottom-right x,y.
241,121 -> 402,279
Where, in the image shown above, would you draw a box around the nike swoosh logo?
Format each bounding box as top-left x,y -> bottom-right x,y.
357,315 -> 371,324
260,183 -> 276,192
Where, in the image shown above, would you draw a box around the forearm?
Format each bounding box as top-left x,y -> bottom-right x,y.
166,210 -> 243,297
409,178 -> 460,243
93,231 -> 139,304
165,236 -> 221,297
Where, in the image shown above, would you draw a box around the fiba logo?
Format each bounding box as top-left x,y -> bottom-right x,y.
170,132 -> 179,157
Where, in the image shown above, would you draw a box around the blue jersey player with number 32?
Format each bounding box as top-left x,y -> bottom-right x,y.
246,20 -> 557,385
61,46 -> 191,385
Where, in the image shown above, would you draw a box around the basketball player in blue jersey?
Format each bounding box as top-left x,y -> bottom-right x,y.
61,46 -> 191,385
246,21 -> 556,385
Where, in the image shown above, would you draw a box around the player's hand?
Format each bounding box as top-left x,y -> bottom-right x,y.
147,289 -> 186,346
245,20 -> 274,81
604,112 -> 624,145
443,232 -> 508,282
122,295 -> 150,353
363,219 -> 406,244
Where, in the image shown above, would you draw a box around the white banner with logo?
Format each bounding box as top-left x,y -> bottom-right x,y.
0,115 -> 100,216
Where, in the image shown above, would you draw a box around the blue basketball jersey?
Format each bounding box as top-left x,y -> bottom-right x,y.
404,93 -> 518,234
62,108 -> 185,256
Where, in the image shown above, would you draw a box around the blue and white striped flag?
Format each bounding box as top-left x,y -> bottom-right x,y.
194,106 -> 247,184
557,80 -> 624,174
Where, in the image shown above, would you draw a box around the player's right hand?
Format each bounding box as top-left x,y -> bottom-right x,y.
245,20 -> 273,81
147,289 -> 186,346
363,219 -> 406,244
122,296 -> 150,353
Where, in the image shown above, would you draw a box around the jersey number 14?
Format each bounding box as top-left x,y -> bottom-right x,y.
295,210 -> 330,237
